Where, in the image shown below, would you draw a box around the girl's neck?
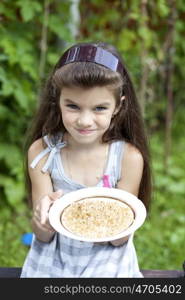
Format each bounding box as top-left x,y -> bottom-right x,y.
63,133 -> 105,152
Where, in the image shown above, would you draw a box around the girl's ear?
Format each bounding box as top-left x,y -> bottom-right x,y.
113,96 -> 125,116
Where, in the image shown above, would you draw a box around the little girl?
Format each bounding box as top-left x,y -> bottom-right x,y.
21,42 -> 151,278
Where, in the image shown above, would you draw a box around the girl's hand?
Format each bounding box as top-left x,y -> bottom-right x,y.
94,242 -> 108,246
110,235 -> 129,246
32,189 -> 63,242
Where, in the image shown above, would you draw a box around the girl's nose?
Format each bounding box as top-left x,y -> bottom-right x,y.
77,111 -> 93,127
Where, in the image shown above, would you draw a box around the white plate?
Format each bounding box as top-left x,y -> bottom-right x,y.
49,187 -> 147,242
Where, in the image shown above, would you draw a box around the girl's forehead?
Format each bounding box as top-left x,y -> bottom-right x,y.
60,86 -> 116,103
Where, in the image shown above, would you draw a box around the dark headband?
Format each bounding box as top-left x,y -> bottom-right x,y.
57,45 -> 124,74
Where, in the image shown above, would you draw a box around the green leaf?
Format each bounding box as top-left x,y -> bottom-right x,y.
157,0 -> 170,17
49,15 -> 72,39
0,143 -> 22,171
138,27 -> 153,47
0,105 -> 11,120
0,175 -> 25,208
167,181 -> 185,195
16,0 -> 42,22
0,37 -> 17,64
118,29 -> 137,52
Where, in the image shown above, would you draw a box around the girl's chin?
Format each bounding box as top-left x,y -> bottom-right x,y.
69,133 -> 101,145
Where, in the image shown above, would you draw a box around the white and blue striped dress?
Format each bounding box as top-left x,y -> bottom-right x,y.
21,134 -> 143,278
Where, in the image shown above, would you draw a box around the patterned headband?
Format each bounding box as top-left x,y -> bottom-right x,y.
57,45 -> 124,74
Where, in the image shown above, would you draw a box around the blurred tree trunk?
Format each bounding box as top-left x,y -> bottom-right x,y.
139,0 -> 149,117
38,0 -> 50,80
164,0 -> 176,170
69,0 -> 80,40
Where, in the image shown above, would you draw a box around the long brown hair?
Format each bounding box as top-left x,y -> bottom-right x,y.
24,42 -> 152,210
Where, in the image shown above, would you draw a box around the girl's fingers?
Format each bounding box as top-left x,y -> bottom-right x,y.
33,217 -> 55,232
34,195 -> 51,225
40,196 -> 51,224
49,190 -> 63,201
33,191 -> 63,231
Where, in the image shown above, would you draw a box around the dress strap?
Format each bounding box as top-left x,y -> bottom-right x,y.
105,140 -> 125,184
30,135 -> 67,173
116,140 -> 125,180
100,141 -> 124,188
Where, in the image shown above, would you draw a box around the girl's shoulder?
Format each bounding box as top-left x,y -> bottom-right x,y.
117,142 -> 144,195
28,137 -> 48,171
28,138 -> 45,157
123,142 -> 144,168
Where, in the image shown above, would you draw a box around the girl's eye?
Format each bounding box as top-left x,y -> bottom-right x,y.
95,106 -> 107,112
66,104 -> 79,110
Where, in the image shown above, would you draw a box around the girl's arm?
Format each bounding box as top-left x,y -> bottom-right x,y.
28,138 -> 63,243
110,143 -> 144,246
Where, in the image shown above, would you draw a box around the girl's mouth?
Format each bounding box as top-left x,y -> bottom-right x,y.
77,129 -> 95,135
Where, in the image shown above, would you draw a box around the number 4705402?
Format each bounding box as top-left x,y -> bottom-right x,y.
134,284 -> 182,294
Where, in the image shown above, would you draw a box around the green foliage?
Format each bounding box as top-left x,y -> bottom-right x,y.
16,0 -> 42,22
0,205 -> 31,266
135,132 -> 185,270
0,0 -> 73,266
0,0 -> 73,211
0,0 -> 184,271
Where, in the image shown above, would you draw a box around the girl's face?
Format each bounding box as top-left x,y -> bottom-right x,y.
59,86 -> 117,145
